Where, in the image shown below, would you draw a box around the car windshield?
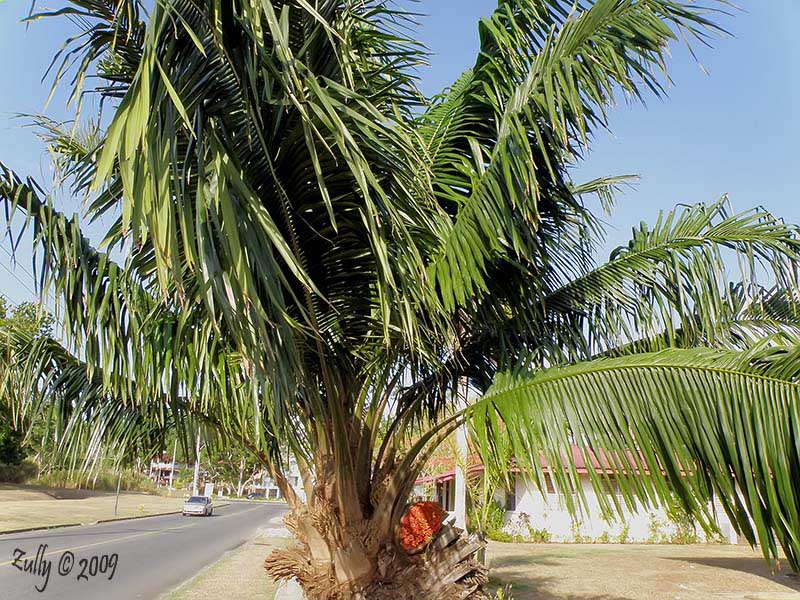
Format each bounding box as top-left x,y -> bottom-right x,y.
187,496 -> 206,503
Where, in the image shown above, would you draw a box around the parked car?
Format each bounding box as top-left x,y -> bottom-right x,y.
246,492 -> 265,500
183,496 -> 213,516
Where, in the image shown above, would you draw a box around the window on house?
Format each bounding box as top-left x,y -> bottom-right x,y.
544,473 -> 556,494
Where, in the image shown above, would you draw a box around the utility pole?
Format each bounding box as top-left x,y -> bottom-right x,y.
114,471 -> 122,516
192,425 -> 201,496
168,437 -> 177,493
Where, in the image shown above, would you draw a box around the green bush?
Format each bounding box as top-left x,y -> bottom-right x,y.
481,509 -> 552,543
468,500 -> 507,536
666,508 -> 700,544
570,520 -> 586,543
486,530 -> 516,543
0,461 -> 37,483
34,468 -> 158,493
647,513 -> 667,544
615,525 -> 630,544
0,406 -> 27,466
527,527 -> 551,543
485,528 -> 551,544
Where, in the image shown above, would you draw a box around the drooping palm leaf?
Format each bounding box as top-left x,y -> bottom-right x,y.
470,344 -> 800,569
1,329 -> 173,471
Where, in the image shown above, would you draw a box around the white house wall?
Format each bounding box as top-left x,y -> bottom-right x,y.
508,474 -> 739,544
259,462 -> 307,502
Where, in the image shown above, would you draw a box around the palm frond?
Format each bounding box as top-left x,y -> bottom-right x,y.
543,199 -> 800,358
0,164 -> 295,471
1,329 -> 173,471
27,0 -> 146,107
471,345 -> 800,569
423,0 -> 729,311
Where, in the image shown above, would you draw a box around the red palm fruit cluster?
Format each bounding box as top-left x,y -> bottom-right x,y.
399,501 -> 445,553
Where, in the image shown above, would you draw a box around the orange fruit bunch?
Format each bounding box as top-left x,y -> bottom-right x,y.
399,501 -> 445,553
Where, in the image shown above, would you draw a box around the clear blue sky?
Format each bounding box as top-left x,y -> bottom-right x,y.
1,1 -> 798,306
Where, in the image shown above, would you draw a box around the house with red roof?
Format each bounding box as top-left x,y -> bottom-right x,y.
414,445 -> 740,544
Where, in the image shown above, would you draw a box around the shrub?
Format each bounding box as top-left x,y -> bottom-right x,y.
492,511 -> 551,543
34,468 -> 157,493
0,461 -> 37,483
647,513 -> 667,544
0,406 -> 27,466
667,508 -> 700,545
527,528 -> 551,543
468,500 -> 507,536
570,520 -> 586,543
486,530 -> 517,543
615,525 -> 630,544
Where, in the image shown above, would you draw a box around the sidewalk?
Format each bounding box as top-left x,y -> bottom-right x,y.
274,580 -> 305,599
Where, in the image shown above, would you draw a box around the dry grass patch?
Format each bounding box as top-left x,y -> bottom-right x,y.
487,542 -> 800,599
161,536 -> 286,600
0,484 -> 186,531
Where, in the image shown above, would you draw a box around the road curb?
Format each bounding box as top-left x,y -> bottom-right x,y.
0,502 -> 231,536
0,520 -> 89,536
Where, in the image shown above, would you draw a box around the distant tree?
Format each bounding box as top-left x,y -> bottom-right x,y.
0,298 -> 54,338
205,447 -> 265,497
0,297 -> 53,465
0,404 -> 24,466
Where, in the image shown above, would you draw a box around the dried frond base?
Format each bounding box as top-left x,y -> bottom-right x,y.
266,522 -> 489,600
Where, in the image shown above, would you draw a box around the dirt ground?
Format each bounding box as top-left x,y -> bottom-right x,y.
158,537 -> 800,599
0,483 -> 186,531
487,542 -> 800,600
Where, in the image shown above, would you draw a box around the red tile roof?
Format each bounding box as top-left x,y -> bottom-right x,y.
415,445 -> 662,486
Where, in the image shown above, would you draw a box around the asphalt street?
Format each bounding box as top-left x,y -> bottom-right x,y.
0,500 -> 287,600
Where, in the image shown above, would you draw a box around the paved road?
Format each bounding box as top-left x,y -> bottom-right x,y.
0,501 -> 287,600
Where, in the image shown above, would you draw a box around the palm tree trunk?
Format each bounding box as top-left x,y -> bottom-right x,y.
264,482 -> 489,599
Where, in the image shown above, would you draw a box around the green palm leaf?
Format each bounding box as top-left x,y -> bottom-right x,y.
424,0 -> 728,311
543,199 -> 800,357
471,345 -> 800,569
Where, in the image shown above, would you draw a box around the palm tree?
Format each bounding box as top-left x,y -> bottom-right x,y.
3,1 -> 800,598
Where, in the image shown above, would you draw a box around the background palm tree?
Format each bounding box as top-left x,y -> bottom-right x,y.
3,1 -> 800,598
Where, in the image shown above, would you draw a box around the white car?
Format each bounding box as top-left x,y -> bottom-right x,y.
183,495 -> 213,516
